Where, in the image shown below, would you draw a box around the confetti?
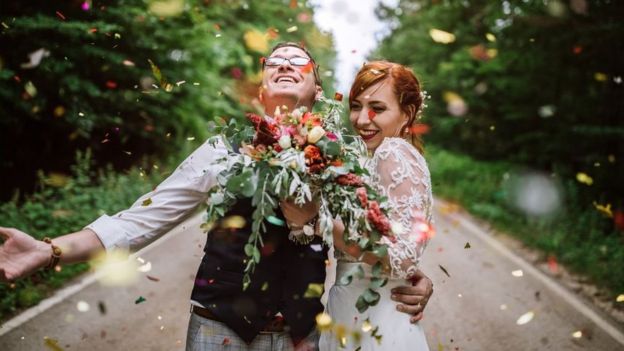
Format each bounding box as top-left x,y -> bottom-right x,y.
24,81 -> 37,97
266,215 -> 286,227
135,296 -> 146,304
146,275 -> 160,282
571,330 -> 583,338
286,26 -> 298,33
105,80 -> 117,89
516,311 -> 535,325
148,0 -> 184,17
44,337 -> 63,351
243,29 -> 269,53
81,1 -> 90,11
122,59 -> 135,66
187,136 -> 195,141
592,202 -> 613,217
485,33 -> 496,42
576,172 -> 593,185
361,319 -> 373,332
315,312 -> 332,330
222,337 -> 231,345
55,11 -> 66,20
301,62 -> 314,74
142,198 -> 153,206
137,261 -> 152,272
303,283 -> 324,298
53,106 -> 66,117
409,124 -> 430,135
221,215 -> 246,229
20,48 -> 50,69
438,264 -> 450,277
367,110 -> 376,120
512,269 -> 523,277
98,301 -> 107,315
76,301 -> 90,312
334,92 -> 343,101
573,45 -> 583,54
547,255 -> 559,274
429,29 -> 455,44
92,250 -> 139,286
443,91 -> 468,117
289,0 -> 298,8
594,72 -> 608,82
464,242 -> 471,249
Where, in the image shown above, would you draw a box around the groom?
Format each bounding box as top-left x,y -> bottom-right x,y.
0,42 -> 433,350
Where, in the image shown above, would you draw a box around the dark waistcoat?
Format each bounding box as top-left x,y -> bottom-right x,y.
190,198 -> 328,344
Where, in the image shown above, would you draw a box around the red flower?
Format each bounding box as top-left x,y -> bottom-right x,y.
304,144 -> 321,160
301,112 -> 322,127
326,132 -> 338,141
355,187 -> 368,207
304,145 -> 325,173
336,173 -> 363,187
367,201 -> 391,235
247,113 -> 280,146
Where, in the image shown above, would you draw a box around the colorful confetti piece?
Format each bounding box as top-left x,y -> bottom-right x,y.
516,311 -> 535,325
429,29 -> 455,44
438,264 -> 450,277
576,172 -> 593,185
512,269 -> 523,277
142,198 -> 152,206
135,296 -> 146,304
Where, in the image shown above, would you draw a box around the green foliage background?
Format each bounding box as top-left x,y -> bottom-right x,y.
0,0 -> 336,200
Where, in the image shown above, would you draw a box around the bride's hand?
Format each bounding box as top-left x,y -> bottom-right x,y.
391,269 -> 433,323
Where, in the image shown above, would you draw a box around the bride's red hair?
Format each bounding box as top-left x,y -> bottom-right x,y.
349,61 -> 425,153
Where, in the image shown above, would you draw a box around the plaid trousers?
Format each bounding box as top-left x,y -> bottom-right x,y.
186,312 -> 320,351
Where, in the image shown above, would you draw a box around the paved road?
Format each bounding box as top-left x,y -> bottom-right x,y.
1,203 -> 623,350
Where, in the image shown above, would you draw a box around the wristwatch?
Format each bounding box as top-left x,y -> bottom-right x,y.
288,216 -> 318,245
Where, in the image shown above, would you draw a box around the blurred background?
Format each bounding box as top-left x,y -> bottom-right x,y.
0,0 -> 622,347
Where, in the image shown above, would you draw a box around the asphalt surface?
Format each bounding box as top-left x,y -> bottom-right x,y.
1,203 -> 623,351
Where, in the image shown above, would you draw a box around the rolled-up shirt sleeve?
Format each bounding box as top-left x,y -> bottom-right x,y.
86,138 -> 227,252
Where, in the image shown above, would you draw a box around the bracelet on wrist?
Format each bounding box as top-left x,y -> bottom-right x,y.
42,237 -> 62,271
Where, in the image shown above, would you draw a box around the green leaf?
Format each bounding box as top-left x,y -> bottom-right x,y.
362,288 -> 380,305
369,277 -> 388,290
372,244 -> 388,258
371,261 -> 383,277
324,141 -> 341,157
244,243 -> 254,256
252,246 -> 261,263
356,295 -> 369,313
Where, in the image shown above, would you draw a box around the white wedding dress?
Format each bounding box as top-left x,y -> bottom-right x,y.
320,138 -> 433,351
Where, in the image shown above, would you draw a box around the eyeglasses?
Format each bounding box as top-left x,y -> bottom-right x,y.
263,56 -> 311,67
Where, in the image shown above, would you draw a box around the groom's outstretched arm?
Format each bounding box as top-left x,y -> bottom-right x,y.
391,269 -> 433,323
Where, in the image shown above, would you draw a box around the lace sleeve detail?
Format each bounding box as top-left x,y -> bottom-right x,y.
370,138 -> 433,279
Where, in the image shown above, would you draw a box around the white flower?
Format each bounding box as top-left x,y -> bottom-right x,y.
307,126 -> 326,144
278,135 -> 292,149
391,221 -> 406,235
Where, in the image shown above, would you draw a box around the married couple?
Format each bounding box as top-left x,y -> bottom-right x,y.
0,42 -> 433,351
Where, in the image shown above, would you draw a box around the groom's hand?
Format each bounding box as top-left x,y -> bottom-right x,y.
391,269 -> 433,323
280,199 -> 319,228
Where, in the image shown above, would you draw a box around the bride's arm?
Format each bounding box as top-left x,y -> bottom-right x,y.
334,140 -> 433,278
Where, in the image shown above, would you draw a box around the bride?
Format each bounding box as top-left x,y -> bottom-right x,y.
319,61 -> 433,351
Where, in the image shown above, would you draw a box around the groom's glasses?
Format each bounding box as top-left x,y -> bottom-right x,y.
263,56 -> 311,67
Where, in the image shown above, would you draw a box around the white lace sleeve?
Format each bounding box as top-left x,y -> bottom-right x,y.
370,138 -> 433,279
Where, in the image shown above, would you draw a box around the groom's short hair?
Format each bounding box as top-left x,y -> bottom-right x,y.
266,42 -> 322,86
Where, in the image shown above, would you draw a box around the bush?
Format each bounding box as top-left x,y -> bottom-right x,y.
427,144 -> 624,296
0,146 -> 188,320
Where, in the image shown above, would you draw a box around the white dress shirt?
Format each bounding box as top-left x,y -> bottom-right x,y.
86,138 -> 227,252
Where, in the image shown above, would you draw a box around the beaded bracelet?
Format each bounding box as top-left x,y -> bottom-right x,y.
42,237 -> 62,271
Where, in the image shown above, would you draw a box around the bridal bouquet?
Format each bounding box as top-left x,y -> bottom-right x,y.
205,96 -> 394,311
